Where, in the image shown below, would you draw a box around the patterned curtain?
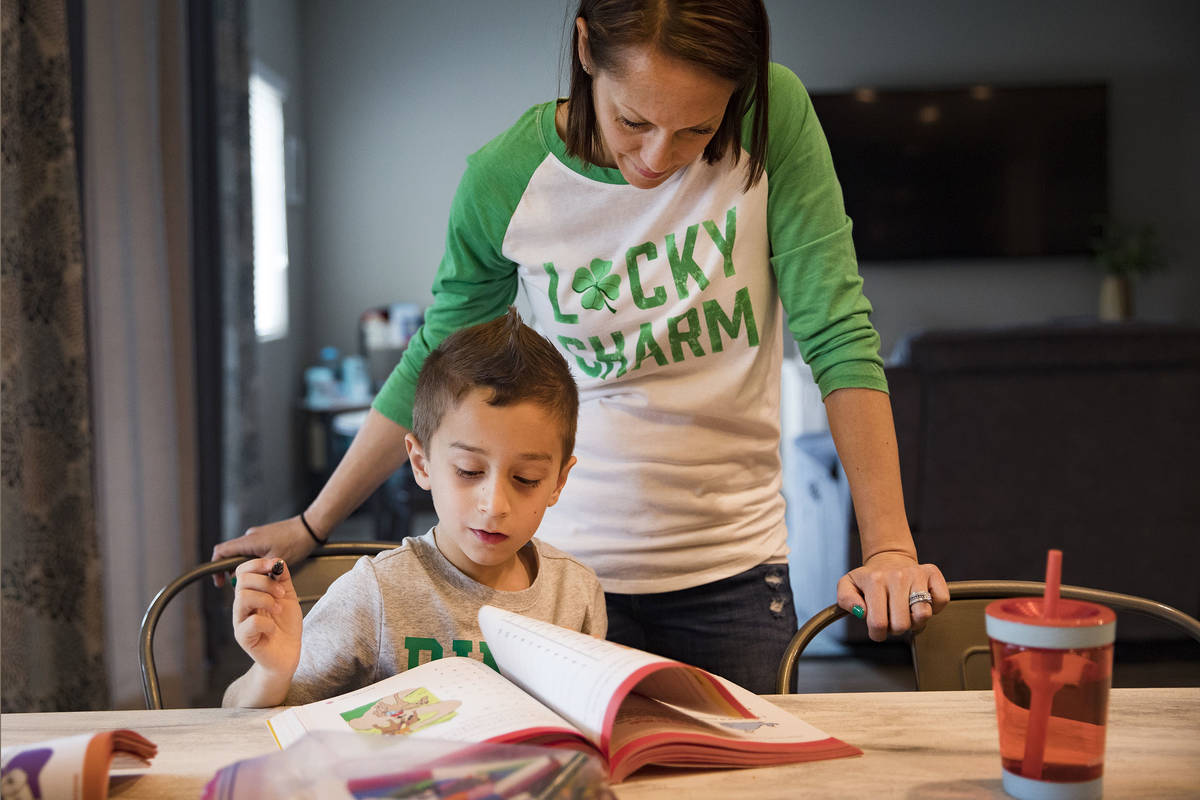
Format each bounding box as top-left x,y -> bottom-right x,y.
0,0 -> 110,711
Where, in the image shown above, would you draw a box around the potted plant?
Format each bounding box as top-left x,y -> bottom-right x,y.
1090,219 -> 1168,321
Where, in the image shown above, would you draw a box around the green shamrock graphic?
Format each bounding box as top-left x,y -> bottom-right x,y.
571,258 -> 621,313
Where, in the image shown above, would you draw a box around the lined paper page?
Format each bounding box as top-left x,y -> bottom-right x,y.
478,606 -> 746,745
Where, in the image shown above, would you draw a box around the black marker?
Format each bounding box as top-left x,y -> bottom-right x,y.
270,559 -> 285,579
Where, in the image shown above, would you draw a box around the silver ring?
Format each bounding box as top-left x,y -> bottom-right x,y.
908,590 -> 933,606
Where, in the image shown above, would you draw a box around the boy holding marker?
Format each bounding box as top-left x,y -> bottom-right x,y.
223,308 -> 606,707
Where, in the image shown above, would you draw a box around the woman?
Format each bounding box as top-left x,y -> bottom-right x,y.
216,0 -> 947,693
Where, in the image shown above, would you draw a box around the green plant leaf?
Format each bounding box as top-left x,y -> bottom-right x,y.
1091,220 -> 1168,277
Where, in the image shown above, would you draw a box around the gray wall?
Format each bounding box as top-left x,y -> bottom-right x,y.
299,0 -> 1200,358
300,0 -> 567,357
250,0 -> 306,519
767,0 -> 1200,355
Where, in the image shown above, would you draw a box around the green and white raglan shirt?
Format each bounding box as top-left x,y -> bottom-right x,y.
374,63 -> 887,594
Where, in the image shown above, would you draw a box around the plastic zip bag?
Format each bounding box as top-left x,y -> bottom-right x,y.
204,732 -> 614,800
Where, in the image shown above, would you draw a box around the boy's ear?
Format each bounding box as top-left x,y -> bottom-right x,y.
405,433 -> 433,491
546,455 -> 577,507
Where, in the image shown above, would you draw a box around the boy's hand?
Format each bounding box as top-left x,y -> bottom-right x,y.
232,558 -> 303,678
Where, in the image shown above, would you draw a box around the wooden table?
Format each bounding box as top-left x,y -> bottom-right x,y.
3,689 -> 1197,798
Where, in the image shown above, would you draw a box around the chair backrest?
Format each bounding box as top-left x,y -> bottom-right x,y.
139,542 -> 399,709
776,580 -> 1200,694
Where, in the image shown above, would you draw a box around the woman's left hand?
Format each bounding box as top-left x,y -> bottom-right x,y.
837,553 -> 949,642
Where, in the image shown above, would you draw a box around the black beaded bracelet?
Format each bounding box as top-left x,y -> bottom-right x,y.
299,511 -> 325,545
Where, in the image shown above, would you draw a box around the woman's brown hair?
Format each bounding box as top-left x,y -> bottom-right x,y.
564,0 -> 771,190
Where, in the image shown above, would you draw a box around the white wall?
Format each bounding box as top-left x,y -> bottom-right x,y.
299,0 -> 1199,360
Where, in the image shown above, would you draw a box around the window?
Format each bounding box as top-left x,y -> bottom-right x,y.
249,68 -> 289,340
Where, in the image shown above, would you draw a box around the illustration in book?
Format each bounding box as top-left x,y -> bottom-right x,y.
340,687 -> 461,736
2,746 -> 53,799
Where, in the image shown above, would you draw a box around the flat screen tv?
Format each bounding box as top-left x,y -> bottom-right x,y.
809,83 -> 1108,261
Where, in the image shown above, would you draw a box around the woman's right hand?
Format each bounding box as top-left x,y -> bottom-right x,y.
212,409 -> 413,586
211,517 -> 317,587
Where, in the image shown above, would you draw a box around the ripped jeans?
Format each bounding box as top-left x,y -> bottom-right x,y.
604,563 -> 798,694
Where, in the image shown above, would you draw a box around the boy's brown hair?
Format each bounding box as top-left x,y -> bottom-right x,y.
412,308 -> 579,463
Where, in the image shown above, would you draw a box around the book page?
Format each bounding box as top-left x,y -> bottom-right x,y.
605,679 -> 860,782
3,733 -> 94,800
1,730 -> 156,800
609,677 -> 834,754
93,730 -> 158,773
478,606 -> 750,748
267,656 -> 584,750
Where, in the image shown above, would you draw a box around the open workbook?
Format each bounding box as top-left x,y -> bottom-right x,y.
0,729 -> 157,800
268,606 -> 860,782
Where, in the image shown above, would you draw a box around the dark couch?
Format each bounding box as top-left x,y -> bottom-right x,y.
874,322 -> 1200,638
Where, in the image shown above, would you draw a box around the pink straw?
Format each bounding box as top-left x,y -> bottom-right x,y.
1021,549 -> 1063,779
1042,549 -> 1062,619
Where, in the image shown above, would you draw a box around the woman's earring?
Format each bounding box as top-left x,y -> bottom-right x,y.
582,62 -> 592,75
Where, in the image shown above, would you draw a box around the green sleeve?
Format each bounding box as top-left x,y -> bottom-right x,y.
756,64 -> 887,397
372,106 -> 549,429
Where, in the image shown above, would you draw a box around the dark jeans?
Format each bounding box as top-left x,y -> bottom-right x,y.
605,563 -> 799,694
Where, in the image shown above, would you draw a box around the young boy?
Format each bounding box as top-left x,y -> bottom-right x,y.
223,308 -> 606,708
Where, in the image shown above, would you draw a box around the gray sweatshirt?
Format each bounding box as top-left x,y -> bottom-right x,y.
285,529 -> 606,705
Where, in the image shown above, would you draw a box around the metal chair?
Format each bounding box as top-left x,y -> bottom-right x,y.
776,580 -> 1200,694
139,542 -> 399,709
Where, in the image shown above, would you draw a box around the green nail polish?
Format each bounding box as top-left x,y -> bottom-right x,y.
851,604 -> 865,619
